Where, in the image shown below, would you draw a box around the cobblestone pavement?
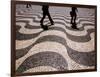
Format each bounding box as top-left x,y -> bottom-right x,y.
15,4 -> 96,74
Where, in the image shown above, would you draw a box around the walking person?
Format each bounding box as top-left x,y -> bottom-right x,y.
40,5 -> 54,30
70,7 -> 78,29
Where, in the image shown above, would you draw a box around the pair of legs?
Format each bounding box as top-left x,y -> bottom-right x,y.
71,14 -> 76,24
26,4 -> 31,8
40,11 -> 54,26
70,12 -> 78,29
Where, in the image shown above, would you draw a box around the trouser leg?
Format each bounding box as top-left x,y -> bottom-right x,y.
26,4 -> 28,8
74,15 -> 76,24
47,12 -> 54,24
71,16 -> 73,24
40,13 -> 46,25
26,4 -> 31,8
29,4 -> 31,7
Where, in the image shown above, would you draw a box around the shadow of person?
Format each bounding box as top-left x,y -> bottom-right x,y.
41,25 -> 48,30
40,5 -> 54,30
42,23 -> 54,30
70,7 -> 79,30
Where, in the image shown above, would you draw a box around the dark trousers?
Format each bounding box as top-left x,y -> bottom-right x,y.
40,11 -> 54,25
70,12 -> 77,24
26,4 -> 31,8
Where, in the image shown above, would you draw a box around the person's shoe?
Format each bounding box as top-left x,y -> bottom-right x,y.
71,25 -> 79,30
71,22 -> 79,30
51,22 -> 54,25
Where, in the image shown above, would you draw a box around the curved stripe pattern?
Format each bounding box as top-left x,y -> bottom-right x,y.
23,66 -> 58,73
16,15 -> 94,30
16,35 -> 95,66
16,21 -> 94,41
15,4 -> 96,73
16,52 -> 68,73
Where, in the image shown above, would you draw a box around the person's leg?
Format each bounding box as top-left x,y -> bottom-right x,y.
40,13 -> 46,25
26,4 -> 31,8
70,11 -> 73,24
74,14 -> 77,24
26,4 -> 28,8
71,16 -> 73,24
40,13 -> 48,30
71,14 -> 78,29
29,4 -> 31,7
47,12 -> 54,25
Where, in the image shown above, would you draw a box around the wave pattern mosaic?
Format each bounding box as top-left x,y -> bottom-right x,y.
12,2 -> 96,76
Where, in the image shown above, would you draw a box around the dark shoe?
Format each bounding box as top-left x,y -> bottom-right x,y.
51,22 -> 54,25
71,22 -> 79,30
71,25 -> 79,30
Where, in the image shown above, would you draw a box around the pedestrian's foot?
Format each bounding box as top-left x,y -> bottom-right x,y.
51,22 -> 54,25
71,26 -> 79,30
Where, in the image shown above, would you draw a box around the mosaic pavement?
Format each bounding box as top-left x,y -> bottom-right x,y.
15,4 -> 96,74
